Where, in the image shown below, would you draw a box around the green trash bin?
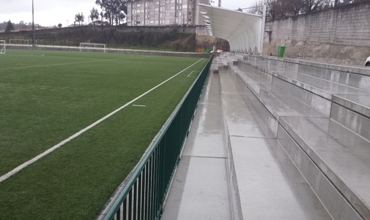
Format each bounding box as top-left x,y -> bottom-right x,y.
277,44 -> 286,57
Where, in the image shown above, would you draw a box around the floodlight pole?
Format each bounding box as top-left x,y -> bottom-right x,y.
66,20 -> 69,46
32,0 -> 35,47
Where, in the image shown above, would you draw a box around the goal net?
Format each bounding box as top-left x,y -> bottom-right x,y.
0,40 -> 6,54
79,42 -> 106,53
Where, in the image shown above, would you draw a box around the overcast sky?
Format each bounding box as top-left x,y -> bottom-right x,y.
0,0 -> 257,27
212,0 -> 257,10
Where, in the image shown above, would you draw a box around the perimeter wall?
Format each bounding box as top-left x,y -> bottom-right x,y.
263,2 -> 370,65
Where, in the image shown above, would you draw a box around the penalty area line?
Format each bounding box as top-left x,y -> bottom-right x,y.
0,58 -> 205,183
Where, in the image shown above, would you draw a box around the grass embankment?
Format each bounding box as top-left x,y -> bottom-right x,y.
2,27 -> 196,52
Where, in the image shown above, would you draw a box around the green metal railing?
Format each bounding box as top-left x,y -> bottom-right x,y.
98,56 -> 213,220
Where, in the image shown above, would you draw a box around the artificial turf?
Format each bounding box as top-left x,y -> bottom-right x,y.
0,49 -> 209,219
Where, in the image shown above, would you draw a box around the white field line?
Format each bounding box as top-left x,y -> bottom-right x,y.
132,104 -> 146,107
0,58 -> 204,183
187,71 -> 195,77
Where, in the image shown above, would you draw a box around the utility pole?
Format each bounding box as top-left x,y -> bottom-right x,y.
32,0 -> 35,47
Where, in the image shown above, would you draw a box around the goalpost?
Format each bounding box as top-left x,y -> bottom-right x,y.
0,40 -> 6,54
79,42 -> 106,53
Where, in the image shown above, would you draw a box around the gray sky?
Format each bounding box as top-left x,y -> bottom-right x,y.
214,0 -> 258,10
0,0 -> 96,27
0,0 -> 257,27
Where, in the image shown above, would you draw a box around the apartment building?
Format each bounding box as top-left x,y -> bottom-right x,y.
126,0 -> 209,26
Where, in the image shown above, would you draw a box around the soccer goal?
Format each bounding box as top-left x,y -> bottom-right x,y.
0,40 -> 6,54
79,42 -> 106,53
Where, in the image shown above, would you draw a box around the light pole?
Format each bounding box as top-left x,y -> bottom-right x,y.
66,20 -> 69,46
32,0 -> 35,47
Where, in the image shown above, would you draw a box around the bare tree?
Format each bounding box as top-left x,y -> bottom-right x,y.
265,0 -> 288,20
248,0 -> 264,15
264,0 -> 332,20
286,0 -> 304,15
301,0 -> 330,14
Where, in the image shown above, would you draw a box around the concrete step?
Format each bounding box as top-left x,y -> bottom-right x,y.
238,57 -> 370,140
227,65 -> 327,137
279,116 -> 370,219
219,68 -> 331,219
241,56 -> 370,118
229,54 -> 370,219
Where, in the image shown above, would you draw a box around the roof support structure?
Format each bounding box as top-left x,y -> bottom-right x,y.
199,4 -> 266,54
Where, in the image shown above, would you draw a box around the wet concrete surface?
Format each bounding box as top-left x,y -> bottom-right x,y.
161,70 -> 230,220
219,68 -> 331,220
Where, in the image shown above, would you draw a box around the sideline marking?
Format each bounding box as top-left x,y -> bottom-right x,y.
133,104 -> 146,107
0,58 -> 204,183
187,71 -> 195,77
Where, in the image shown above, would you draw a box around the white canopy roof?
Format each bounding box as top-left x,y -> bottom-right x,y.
199,4 -> 265,54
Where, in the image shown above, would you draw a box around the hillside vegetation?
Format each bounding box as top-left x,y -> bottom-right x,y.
1,26 -> 196,52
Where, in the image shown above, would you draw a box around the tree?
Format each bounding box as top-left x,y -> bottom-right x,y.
264,0 -> 332,21
5,20 -> 14,32
75,12 -> 85,26
90,7 -> 100,23
18,21 -> 27,29
301,0 -> 330,14
58,23 -> 62,28
248,0 -> 265,15
95,0 -> 127,25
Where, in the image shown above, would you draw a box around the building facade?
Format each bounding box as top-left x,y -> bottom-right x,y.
127,0 -> 209,26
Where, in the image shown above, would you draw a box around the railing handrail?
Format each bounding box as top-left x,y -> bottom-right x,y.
97,56 -> 213,220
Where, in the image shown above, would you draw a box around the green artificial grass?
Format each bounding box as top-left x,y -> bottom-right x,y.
0,49 -> 209,219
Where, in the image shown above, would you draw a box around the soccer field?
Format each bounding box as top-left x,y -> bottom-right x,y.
0,49 -> 209,219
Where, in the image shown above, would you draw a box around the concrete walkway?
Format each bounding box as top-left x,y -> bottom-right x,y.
161,67 -> 230,219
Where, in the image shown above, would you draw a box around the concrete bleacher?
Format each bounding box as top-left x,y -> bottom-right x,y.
162,54 -> 370,219
222,53 -> 370,219
219,64 -> 331,219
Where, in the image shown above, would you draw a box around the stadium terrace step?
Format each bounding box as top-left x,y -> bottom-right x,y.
242,55 -> 370,118
279,116 -> 370,220
220,55 -> 238,68
219,67 -> 331,220
227,64 -> 327,136
224,54 -> 370,219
